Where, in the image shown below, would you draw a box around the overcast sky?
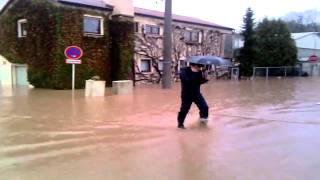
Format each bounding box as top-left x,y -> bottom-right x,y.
1,0 -> 319,31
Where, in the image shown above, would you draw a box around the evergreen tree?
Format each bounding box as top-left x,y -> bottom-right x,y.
255,19 -> 297,67
239,8 -> 258,77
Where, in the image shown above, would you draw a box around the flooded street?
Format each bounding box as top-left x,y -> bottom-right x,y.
1,77 -> 320,180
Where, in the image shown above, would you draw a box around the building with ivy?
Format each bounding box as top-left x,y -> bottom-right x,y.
0,0 -> 235,88
0,0 -> 134,89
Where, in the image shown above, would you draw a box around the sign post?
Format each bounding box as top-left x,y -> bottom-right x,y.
64,46 -> 83,91
72,64 -> 75,90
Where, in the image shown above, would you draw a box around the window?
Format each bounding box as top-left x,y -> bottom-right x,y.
224,34 -> 233,58
134,22 -> 139,33
17,19 -> 27,38
141,59 -> 151,72
83,15 -> 104,35
144,25 -> 160,35
184,30 -> 199,43
209,32 -> 220,43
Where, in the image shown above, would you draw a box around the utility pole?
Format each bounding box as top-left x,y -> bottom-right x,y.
162,0 -> 172,89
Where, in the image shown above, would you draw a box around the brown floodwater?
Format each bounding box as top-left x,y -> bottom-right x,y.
1,77 -> 320,179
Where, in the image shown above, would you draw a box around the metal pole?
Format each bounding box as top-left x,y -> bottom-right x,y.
284,67 -> 287,77
72,64 -> 75,90
162,0 -> 172,89
299,64 -> 302,76
266,67 -> 269,79
252,67 -> 256,79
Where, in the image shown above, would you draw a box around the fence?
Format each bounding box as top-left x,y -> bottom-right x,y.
253,66 -> 302,78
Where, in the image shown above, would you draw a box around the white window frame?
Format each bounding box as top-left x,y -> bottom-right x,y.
17,19 -> 27,38
83,14 -> 104,36
140,59 -> 152,73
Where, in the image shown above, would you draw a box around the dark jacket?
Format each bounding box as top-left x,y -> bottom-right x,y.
180,67 -> 208,97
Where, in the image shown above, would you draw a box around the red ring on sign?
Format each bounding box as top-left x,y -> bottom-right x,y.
65,46 -> 83,60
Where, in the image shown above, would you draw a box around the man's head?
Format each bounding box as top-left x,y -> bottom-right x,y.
190,63 -> 203,72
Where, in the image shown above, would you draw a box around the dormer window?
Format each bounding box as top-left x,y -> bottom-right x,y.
17,19 -> 27,38
83,15 -> 104,36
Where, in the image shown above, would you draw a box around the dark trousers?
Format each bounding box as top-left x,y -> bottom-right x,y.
177,93 -> 208,125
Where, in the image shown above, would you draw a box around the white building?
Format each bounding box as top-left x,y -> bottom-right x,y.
0,55 -> 29,86
233,33 -> 244,50
292,32 -> 320,61
292,32 -> 320,76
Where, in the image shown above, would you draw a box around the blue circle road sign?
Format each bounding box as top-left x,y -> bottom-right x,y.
65,46 -> 83,60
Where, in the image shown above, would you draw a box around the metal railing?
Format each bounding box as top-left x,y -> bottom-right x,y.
252,66 -> 302,78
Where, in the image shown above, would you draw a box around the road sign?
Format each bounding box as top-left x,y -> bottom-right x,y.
309,54 -> 318,61
64,46 -> 83,91
65,46 -> 83,60
66,59 -> 82,64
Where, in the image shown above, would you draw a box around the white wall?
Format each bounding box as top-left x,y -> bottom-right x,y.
298,48 -> 320,61
295,33 -> 320,49
0,55 -> 12,85
302,62 -> 320,76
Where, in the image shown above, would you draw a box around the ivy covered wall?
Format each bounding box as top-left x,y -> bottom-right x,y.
110,19 -> 134,82
0,0 -> 134,89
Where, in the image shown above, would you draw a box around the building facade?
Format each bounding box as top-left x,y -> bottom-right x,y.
0,0 -> 135,89
292,32 -> 320,61
292,32 -> 320,76
134,8 -> 234,83
0,0 -> 235,87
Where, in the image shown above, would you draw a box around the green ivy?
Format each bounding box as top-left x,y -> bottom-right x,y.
0,0 -> 134,89
110,20 -> 134,83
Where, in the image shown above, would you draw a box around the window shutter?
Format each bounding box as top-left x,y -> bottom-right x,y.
198,31 -> 202,43
134,22 -> 139,33
143,25 -> 146,34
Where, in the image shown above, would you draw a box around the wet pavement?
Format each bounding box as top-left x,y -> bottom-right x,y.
1,77 -> 320,180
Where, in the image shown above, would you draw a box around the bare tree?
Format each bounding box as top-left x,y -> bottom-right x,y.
134,26 -> 187,83
134,26 -> 225,83
172,26 -> 187,80
135,33 -> 163,83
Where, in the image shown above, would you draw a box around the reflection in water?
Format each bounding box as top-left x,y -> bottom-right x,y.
1,78 -> 320,179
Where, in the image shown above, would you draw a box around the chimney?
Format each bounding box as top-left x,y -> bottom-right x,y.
104,0 -> 134,17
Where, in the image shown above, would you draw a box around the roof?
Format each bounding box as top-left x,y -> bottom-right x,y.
292,32 -> 319,40
1,1 -> 233,31
58,0 -> 113,10
291,32 -> 320,49
0,0 -> 113,15
134,7 -> 233,30
0,0 -> 13,15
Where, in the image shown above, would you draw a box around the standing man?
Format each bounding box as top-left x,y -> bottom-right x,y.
177,63 -> 209,129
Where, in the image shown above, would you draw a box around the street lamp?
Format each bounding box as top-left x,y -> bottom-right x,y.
162,0 -> 172,89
